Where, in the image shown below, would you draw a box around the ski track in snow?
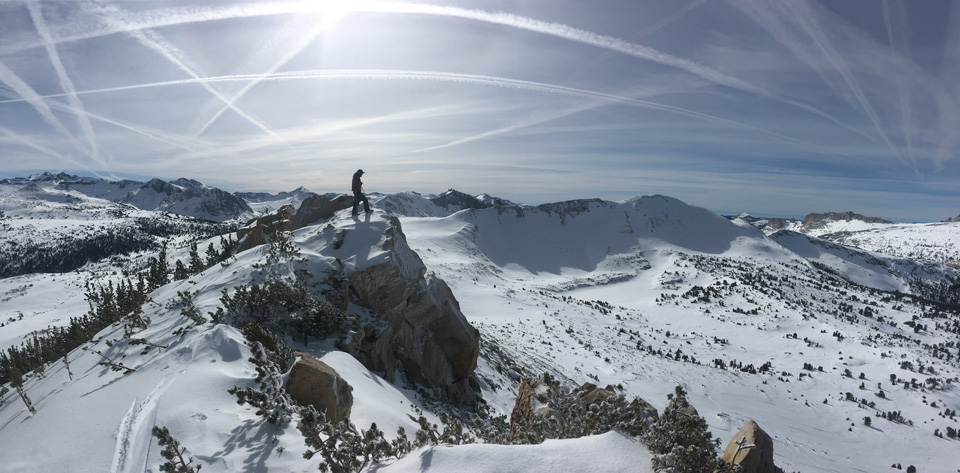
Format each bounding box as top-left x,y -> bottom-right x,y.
110,375 -> 177,473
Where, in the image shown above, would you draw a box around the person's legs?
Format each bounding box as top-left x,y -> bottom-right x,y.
361,193 -> 371,213
352,191 -> 361,215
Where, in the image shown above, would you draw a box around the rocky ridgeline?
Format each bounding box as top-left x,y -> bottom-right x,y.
337,216 -> 480,405
800,211 -> 891,230
236,196 -> 481,405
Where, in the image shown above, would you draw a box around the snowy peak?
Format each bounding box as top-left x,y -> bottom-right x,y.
431,189 -> 490,212
378,189 -> 515,217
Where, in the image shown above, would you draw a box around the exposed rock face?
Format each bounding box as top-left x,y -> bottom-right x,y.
764,217 -> 793,231
801,211 -> 891,230
286,354 -> 353,423
339,217 -> 480,405
236,195 -> 353,252
721,420 -> 781,473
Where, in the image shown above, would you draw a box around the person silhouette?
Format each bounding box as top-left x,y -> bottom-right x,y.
351,169 -> 371,215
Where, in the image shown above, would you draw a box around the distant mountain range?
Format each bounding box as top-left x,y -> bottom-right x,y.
1,172 -> 251,222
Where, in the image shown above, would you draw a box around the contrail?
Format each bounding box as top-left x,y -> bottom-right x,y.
0,68 -> 862,159
881,0 -> 916,171
0,124 -> 82,166
1,0 -> 873,145
85,2 -> 289,145
409,82 -> 688,155
636,0 -> 706,38
191,12 -> 346,136
42,96 -> 205,154
783,1 -> 915,175
27,0 -> 100,163
0,59 -> 95,160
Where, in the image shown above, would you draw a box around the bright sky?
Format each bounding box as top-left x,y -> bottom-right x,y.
1,0 -> 958,221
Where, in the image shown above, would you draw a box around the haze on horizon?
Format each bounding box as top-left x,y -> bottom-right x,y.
1,0 -> 958,221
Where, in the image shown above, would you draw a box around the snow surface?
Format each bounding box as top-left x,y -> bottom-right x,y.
2,188 -> 959,473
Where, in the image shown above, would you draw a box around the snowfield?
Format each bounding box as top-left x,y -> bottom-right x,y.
1,187 -> 958,473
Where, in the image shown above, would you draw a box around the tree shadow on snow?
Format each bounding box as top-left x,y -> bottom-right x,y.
204,418 -> 282,473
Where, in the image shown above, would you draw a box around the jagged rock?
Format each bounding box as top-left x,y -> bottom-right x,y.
236,195 -> 352,252
292,194 -> 354,228
764,217 -> 793,231
721,420 -> 781,473
339,217 -> 480,405
509,377 -> 547,440
286,353 -> 353,423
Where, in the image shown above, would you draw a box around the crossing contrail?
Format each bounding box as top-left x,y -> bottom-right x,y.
27,0 -> 100,164
85,2 -> 289,145
191,12 -> 346,136
0,68 -> 868,160
881,0 -> 916,171
0,59 -> 96,161
0,0 -> 878,148
782,1 -> 914,174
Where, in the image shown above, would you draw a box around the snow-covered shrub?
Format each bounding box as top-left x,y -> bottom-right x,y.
211,278 -> 346,341
643,386 -> 722,473
228,324 -> 296,425
509,373 -> 656,445
299,406 -> 400,473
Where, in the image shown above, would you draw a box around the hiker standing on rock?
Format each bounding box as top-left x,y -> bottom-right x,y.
352,169 -> 371,215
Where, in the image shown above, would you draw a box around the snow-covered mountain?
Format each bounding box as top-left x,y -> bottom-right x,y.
236,186 -> 319,214
740,209 -> 960,267
377,189 -> 517,218
1,173 -> 252,222
2,185 -> 958,473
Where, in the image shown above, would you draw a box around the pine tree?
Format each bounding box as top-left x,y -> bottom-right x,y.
152,426 -> 201,472
174,260 -> 189,281
157,243 -> 170,285
205,242 -> 219,268
188,242 -> 204,274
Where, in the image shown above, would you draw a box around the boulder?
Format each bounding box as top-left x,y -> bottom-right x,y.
339,217 -> 480,405
721,420 -> 781,473
285,354 -> 353,423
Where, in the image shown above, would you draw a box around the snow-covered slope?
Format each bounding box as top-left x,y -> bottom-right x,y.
2,187 -> 958,473
753,209 -> 960,267
399,196 -> 960,473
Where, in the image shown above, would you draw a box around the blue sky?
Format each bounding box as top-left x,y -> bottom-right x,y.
1,0 -> 958,221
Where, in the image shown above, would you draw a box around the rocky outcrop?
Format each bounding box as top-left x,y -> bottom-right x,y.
801,211 -> 891,230
286,353 -> 353,423
721,420 -> 781,473
764,217 -> 793,231
338,217 -> 480,405
236,195 -> 353,252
